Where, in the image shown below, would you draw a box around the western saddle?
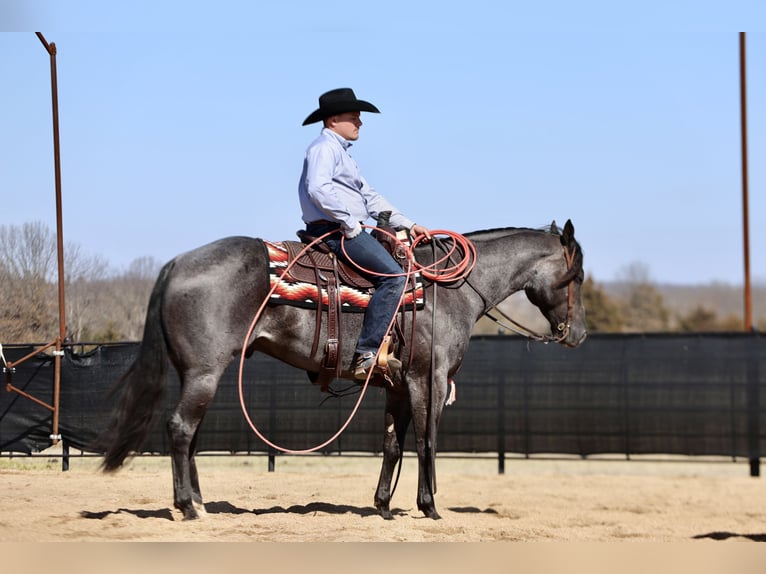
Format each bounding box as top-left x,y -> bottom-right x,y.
282,224 -> 412,392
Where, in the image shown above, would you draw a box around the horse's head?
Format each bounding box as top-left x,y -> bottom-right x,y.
523,219 -> 587,348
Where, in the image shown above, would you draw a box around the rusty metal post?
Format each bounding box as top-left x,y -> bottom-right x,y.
3,33 -> 67,453
36,31 -> 65,445
740,32 -> 752,332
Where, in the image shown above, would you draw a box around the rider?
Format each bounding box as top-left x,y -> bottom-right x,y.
298,87 -> 431,380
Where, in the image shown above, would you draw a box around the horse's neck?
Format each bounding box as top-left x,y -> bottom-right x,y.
469,231 -> 553,307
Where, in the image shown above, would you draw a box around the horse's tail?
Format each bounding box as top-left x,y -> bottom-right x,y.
92,260 -> 175,471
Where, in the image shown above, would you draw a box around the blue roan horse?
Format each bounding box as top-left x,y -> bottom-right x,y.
94,220 -> 587,520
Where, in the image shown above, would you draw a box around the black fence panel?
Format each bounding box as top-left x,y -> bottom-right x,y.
1,333 -> 764,459
1,346 -> 57,452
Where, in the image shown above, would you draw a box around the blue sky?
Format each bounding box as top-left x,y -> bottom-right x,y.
1,2 -> 764,285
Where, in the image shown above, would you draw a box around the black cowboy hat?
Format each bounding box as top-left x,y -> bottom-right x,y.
302,88 -> 380,126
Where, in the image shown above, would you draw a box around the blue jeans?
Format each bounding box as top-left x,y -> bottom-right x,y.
306,222 -> 406,356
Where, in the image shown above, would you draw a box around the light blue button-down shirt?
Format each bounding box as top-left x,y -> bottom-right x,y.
298,128 -> 415,236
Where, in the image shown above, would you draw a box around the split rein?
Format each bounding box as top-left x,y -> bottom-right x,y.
236,225 -> 476,455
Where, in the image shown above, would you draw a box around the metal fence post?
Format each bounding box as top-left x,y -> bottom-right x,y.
747,335 -> 760,477
497,371 -> 505,475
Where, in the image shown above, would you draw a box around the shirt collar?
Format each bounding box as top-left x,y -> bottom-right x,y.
322,127 -> 353,150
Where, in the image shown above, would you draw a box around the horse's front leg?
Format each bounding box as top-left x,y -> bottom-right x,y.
374,389 -> 412,519
409,374 -> 449,520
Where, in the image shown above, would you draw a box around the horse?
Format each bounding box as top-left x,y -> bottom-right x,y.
93,219 -> 587,520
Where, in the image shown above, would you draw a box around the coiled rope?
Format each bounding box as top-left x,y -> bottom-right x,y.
237,226 -> 474,454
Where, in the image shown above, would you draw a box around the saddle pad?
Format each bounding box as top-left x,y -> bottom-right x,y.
265,240 -> 424,313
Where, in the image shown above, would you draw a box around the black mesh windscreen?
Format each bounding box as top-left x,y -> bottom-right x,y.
2,333 -> 763,458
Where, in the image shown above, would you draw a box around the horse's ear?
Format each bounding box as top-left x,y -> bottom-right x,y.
550,220 -> 559,234
561,219 -> 575,247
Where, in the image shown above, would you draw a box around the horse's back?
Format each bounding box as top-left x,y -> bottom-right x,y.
168,236 -> 271,284
172,235 -> 265,265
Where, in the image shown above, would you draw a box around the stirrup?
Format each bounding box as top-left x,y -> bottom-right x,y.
378,335 -> 401,372
353,352 -> 376,380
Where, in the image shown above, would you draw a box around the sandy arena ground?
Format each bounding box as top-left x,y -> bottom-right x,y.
2,449 -> 766,545
6,451 -> 766,574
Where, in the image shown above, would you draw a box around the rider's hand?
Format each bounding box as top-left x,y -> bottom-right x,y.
410,223 -> 432,241
344,223 -> 363,239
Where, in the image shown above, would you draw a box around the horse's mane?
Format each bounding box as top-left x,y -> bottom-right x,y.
462,224 -> 584,280
463,224 -> 562,240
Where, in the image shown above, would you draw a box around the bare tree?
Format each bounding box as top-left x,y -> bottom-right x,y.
64,257 -> 160,342
0,222 -> 58,341
65,243 -> 111,341
103,257 -> 161,340
0,221 -> 58,281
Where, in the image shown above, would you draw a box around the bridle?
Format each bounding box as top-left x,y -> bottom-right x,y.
477,242 -> 578,344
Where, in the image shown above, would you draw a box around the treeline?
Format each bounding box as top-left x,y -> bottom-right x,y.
581,276 -> 749,333
1,222 -> 761,344
0,222 -> 160,343
473,265 -> 762,336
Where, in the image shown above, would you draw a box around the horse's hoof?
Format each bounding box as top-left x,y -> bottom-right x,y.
376,500 -> 394,520
419,506 -> 442,520
176,503 -> 200,520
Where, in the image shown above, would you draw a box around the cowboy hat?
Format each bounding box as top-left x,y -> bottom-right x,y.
302,88 -> 380,126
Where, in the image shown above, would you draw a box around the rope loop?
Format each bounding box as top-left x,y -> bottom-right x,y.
237,226 -> 474,454
411,230 -> 476,282
339,225 -> 476,284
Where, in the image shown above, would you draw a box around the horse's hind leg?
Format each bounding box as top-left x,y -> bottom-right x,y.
374,389 -> 411,519
167,371 -> 221,520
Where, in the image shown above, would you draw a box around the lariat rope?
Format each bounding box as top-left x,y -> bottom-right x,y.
237,226 -> 475,454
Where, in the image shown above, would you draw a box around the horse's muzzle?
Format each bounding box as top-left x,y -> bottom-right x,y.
564,330 -> 588,348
